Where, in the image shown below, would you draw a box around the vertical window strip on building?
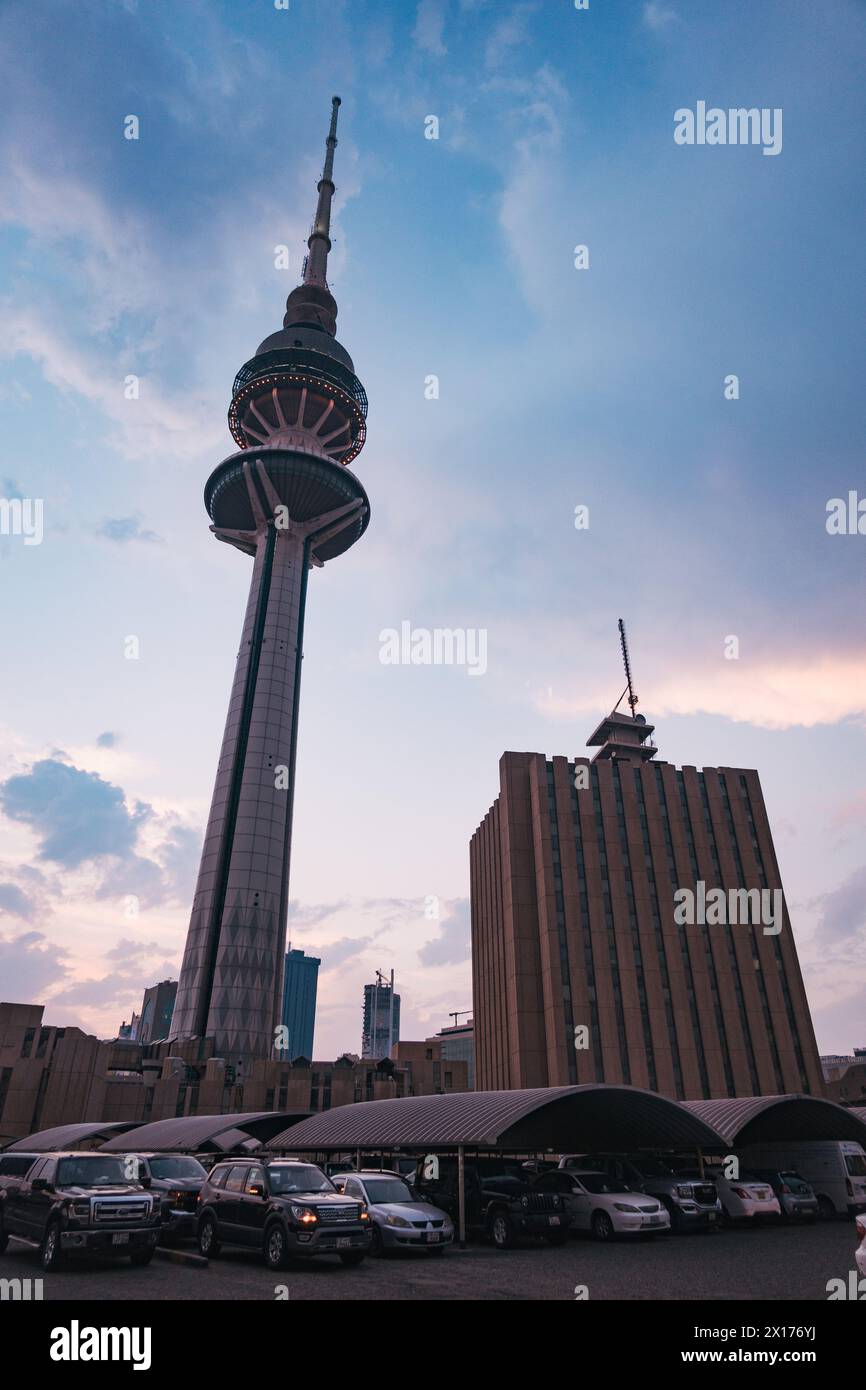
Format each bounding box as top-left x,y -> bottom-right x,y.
612,762 -> 658,1092
569,765 -> 604,1081
719,777 -> 785,1093
739,775 -> 810,1092
632,767 -> 685,1097
676,772 -> 736,1096
590,765 -> 631,1083
547,762 -> 578,1084
652,764 -> 712,1097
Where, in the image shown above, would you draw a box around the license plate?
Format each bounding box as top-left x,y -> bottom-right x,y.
548,1215 -> 560,1226
646,1216 -> 661,1225
112,1232 -> 130,1245
425,1232 -> 440,1243
336,1237 -> 350,1249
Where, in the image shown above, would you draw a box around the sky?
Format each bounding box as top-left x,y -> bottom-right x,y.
0,0 -> 864,1061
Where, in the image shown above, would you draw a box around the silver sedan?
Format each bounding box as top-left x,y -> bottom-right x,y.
332,1171 -> 453,1255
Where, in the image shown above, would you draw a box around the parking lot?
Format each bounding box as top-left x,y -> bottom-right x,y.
0,1220 -> 858,1301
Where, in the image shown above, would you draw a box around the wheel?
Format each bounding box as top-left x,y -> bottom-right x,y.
40,1220 -> 64,1272
339,1251 -> 365,1266
591,1211 -> 615,1243
197,1214 -> 221,1259
370,1225 -> 384,1257
490,1210 -> 515,1249
264,1222 -> 291,1271
816,1195 -> 836,1221
129,1247 -> 154,1267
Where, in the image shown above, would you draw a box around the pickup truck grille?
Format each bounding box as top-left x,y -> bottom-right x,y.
524,1193 -> 559,1213
315,1204 -> 359,1224
93,1198 -> 152,1224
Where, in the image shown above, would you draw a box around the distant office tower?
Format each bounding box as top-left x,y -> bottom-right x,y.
171,98 -> 370,1062
436,1017 -> 475,1089
470,632 -> 824,1100
137,981 -> 177,1045
280,948 -> 320,1059
362,972 -> 400,1060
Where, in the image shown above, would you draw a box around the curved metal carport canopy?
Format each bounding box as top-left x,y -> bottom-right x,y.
5,1121 -> 141,1153
681,1095 -> 866,1147
100,1111 -> 309,1153
267,1085 -> 725,1154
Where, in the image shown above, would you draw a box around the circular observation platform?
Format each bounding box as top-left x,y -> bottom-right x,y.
205,447 -> 370,563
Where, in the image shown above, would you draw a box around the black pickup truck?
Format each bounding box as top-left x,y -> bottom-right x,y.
415,1158 -> 570,1248
0,1151 -> 161,1270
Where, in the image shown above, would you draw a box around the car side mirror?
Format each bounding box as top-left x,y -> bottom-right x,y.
141,1176 -> 152,1188
31,1178 -> 48,1191
248,1183 -> 266,1198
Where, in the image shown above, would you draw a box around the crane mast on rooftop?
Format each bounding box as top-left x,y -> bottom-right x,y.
618,617 -> 639,716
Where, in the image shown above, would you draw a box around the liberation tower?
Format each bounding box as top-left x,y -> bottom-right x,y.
171,97 -> 369,1062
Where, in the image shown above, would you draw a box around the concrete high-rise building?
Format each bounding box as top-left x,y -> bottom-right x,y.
279,948 -> 320,1060
171,98 -> 370,1062
362,972 -> 400,1060
470,629 -> 824,1101
137,980 -> 177,1045
436,1017 -> 475,1089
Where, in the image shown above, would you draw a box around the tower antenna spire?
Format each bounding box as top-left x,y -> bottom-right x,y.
304,95 -> 341,290
618,618 -> 639,716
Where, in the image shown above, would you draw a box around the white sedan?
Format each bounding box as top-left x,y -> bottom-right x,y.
534,1169 -> 670,1241
856,1215 -> 866,1278
712,1172 -> 782,1223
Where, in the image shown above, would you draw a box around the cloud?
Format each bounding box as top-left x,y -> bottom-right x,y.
643,1 -> 677,29
0,882 -> 37,921
287,899 -> 352,929
810,865 -> 866,948
0,930 -> 70,1002
419,899 -> 471,966
0,759 -> 150,867
311,936 -> 375,970
485,7 -> 532,70
413,0 -> 447,56
97,516 -> 162,544
96,732 -> 119,748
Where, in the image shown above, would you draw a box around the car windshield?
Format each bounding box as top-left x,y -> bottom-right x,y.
147,1157 -> 207,1181
777,1172 -> 811,1194
266,1166 -> 334,1194
362,1179 -> 413,1204
846,1154 -> 866,1177
575,1174 -> 627,1195
57,1157 -> 136,1187
635,1157 -> 676,1177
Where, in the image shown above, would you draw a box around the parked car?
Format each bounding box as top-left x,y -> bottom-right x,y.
415,1157 -> 569,1249
744,1168 -> 818,1222
856,1214 -> 866,1279
0,1153 -> 41,1192
0,1151 -> 160,1271
559,1154 -> 721,1231
740,1141 -> 866,1219
332,1170 -> 453,1255
196,1158 -> 372,1269
117,1153 -> 208,1239
692,1169 -> 781,1224
534,1168 -> 670,1241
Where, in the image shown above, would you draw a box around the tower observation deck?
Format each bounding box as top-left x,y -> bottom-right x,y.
171,97 -> 370,1062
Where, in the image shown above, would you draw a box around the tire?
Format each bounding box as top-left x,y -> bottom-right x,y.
197,1214 -> 221,1260
339,1251 -> 365,1267
591,1211 -> 615,1243
370,1225 -> 384,1257
129,1247 -> 154,1267
816,1195 -> 836,1221
40,1220 -> 64,1272
264,1222 -> 291,1271
490,1209 -> 515,1249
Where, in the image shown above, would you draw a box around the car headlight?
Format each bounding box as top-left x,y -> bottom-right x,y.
552,1195 -> 560,1208
521,1195 -> 529,1208
675,1185 -> 692,1200
613,1203 -> 640,1213
68,1201 -> 91,1221
385,1214 -> 412,1228
290,1205 -> 318,1223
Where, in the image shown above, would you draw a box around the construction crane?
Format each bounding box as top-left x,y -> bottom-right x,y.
448,1010 -> 472,1027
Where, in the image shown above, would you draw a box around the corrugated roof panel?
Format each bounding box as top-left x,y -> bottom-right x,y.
6,1121 -> 139,1153
681,1095 -> 866,1146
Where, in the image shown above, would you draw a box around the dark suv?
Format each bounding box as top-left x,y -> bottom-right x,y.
415,1158 -> 569,1249
196,1159 -> 372,1269
0,1151 -> 160,1270
118,1153 -> 208,1239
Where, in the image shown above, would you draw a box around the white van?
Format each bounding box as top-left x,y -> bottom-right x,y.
739,1141 -> 866,1218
